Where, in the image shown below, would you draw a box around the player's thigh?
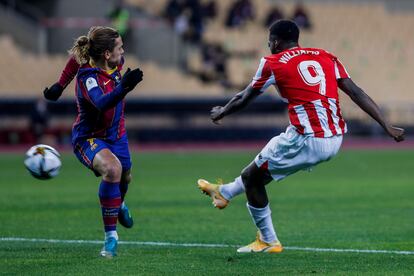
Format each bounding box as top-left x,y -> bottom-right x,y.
256,131 -> 343,181
307,135 -> 343,163
110,135 -> 132,172
253,127 -> 308,181
73,138 -> 109,175
93,148 -> 122,178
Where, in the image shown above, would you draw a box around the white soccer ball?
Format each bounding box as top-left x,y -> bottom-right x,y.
24,144 -> 62,180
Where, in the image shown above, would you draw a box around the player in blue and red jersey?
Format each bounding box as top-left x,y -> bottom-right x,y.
58,26 -> 143,258
44,36 -> 139,240
197,20 -> 404,254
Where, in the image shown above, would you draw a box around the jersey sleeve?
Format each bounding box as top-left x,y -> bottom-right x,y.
333,57 -> 350,79
251,57 -> 275,92
80,74 -> 127,111
58,55 -> 80,88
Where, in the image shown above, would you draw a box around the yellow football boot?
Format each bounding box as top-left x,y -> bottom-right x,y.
237,232 -> 283,253
197,179 -> 229,209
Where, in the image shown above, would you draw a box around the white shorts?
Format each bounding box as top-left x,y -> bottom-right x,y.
254,126 -> 343,181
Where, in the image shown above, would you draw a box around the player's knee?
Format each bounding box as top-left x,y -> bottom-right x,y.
241,164 -> 270,188
102,161 -> 122,181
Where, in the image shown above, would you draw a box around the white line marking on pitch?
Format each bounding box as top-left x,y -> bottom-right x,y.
1,237 -> 413,255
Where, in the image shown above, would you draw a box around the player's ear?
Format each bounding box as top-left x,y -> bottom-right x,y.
104,50 -> 111,60
269,39 -> 278,54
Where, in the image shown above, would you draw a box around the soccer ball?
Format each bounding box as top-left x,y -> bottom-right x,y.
24,144 -> 62,180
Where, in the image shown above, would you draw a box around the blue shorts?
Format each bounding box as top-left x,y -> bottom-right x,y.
73,135 -> 132,176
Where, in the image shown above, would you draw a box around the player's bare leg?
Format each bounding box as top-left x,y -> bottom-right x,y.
241,162 -> 273,208
119,169 -> 133,228
93,149 -> 122,258
237,162 -> 283,253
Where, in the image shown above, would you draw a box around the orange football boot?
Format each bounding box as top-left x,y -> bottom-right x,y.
197,179 -> 229,209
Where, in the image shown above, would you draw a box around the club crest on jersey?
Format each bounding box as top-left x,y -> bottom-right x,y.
87,138 -> 98,151
85,77 -> 98,91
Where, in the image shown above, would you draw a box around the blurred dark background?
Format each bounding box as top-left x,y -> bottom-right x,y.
0,0 -> 413,146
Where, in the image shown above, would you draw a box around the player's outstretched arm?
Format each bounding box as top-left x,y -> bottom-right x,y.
338,78 -> 405,142
43,56 -> 80,101
85,67 -> 143,111
211,84 -> 261,124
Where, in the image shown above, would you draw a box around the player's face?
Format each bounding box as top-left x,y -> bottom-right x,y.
107,36 -> 124,68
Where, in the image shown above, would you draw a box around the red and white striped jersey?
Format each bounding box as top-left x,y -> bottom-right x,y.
251,47 -> 349,138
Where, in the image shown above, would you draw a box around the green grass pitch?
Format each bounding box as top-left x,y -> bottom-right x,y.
0,149 -> 413,275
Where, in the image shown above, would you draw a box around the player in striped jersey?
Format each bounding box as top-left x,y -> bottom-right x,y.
198,20 -> 404,253
56,26 -> 143,258
43,27 -> 143,257
43,52 -> 138,242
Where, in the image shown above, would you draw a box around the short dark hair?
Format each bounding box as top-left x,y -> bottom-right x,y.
269,20 -> 299,43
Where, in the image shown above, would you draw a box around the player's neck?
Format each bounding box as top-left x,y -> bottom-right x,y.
280,42 -> 299,51
94,59 -> 111,71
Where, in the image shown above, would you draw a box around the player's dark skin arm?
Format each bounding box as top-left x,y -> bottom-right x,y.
211,84 -> 261,124
338,78 -> 405,142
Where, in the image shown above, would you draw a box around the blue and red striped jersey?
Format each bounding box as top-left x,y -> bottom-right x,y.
72,59 -> 126,144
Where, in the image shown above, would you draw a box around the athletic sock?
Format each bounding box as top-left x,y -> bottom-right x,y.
99,180 -> 122,233
105,230 -> 119,241
219,176 -> 245,200
246,203 -> 278,243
